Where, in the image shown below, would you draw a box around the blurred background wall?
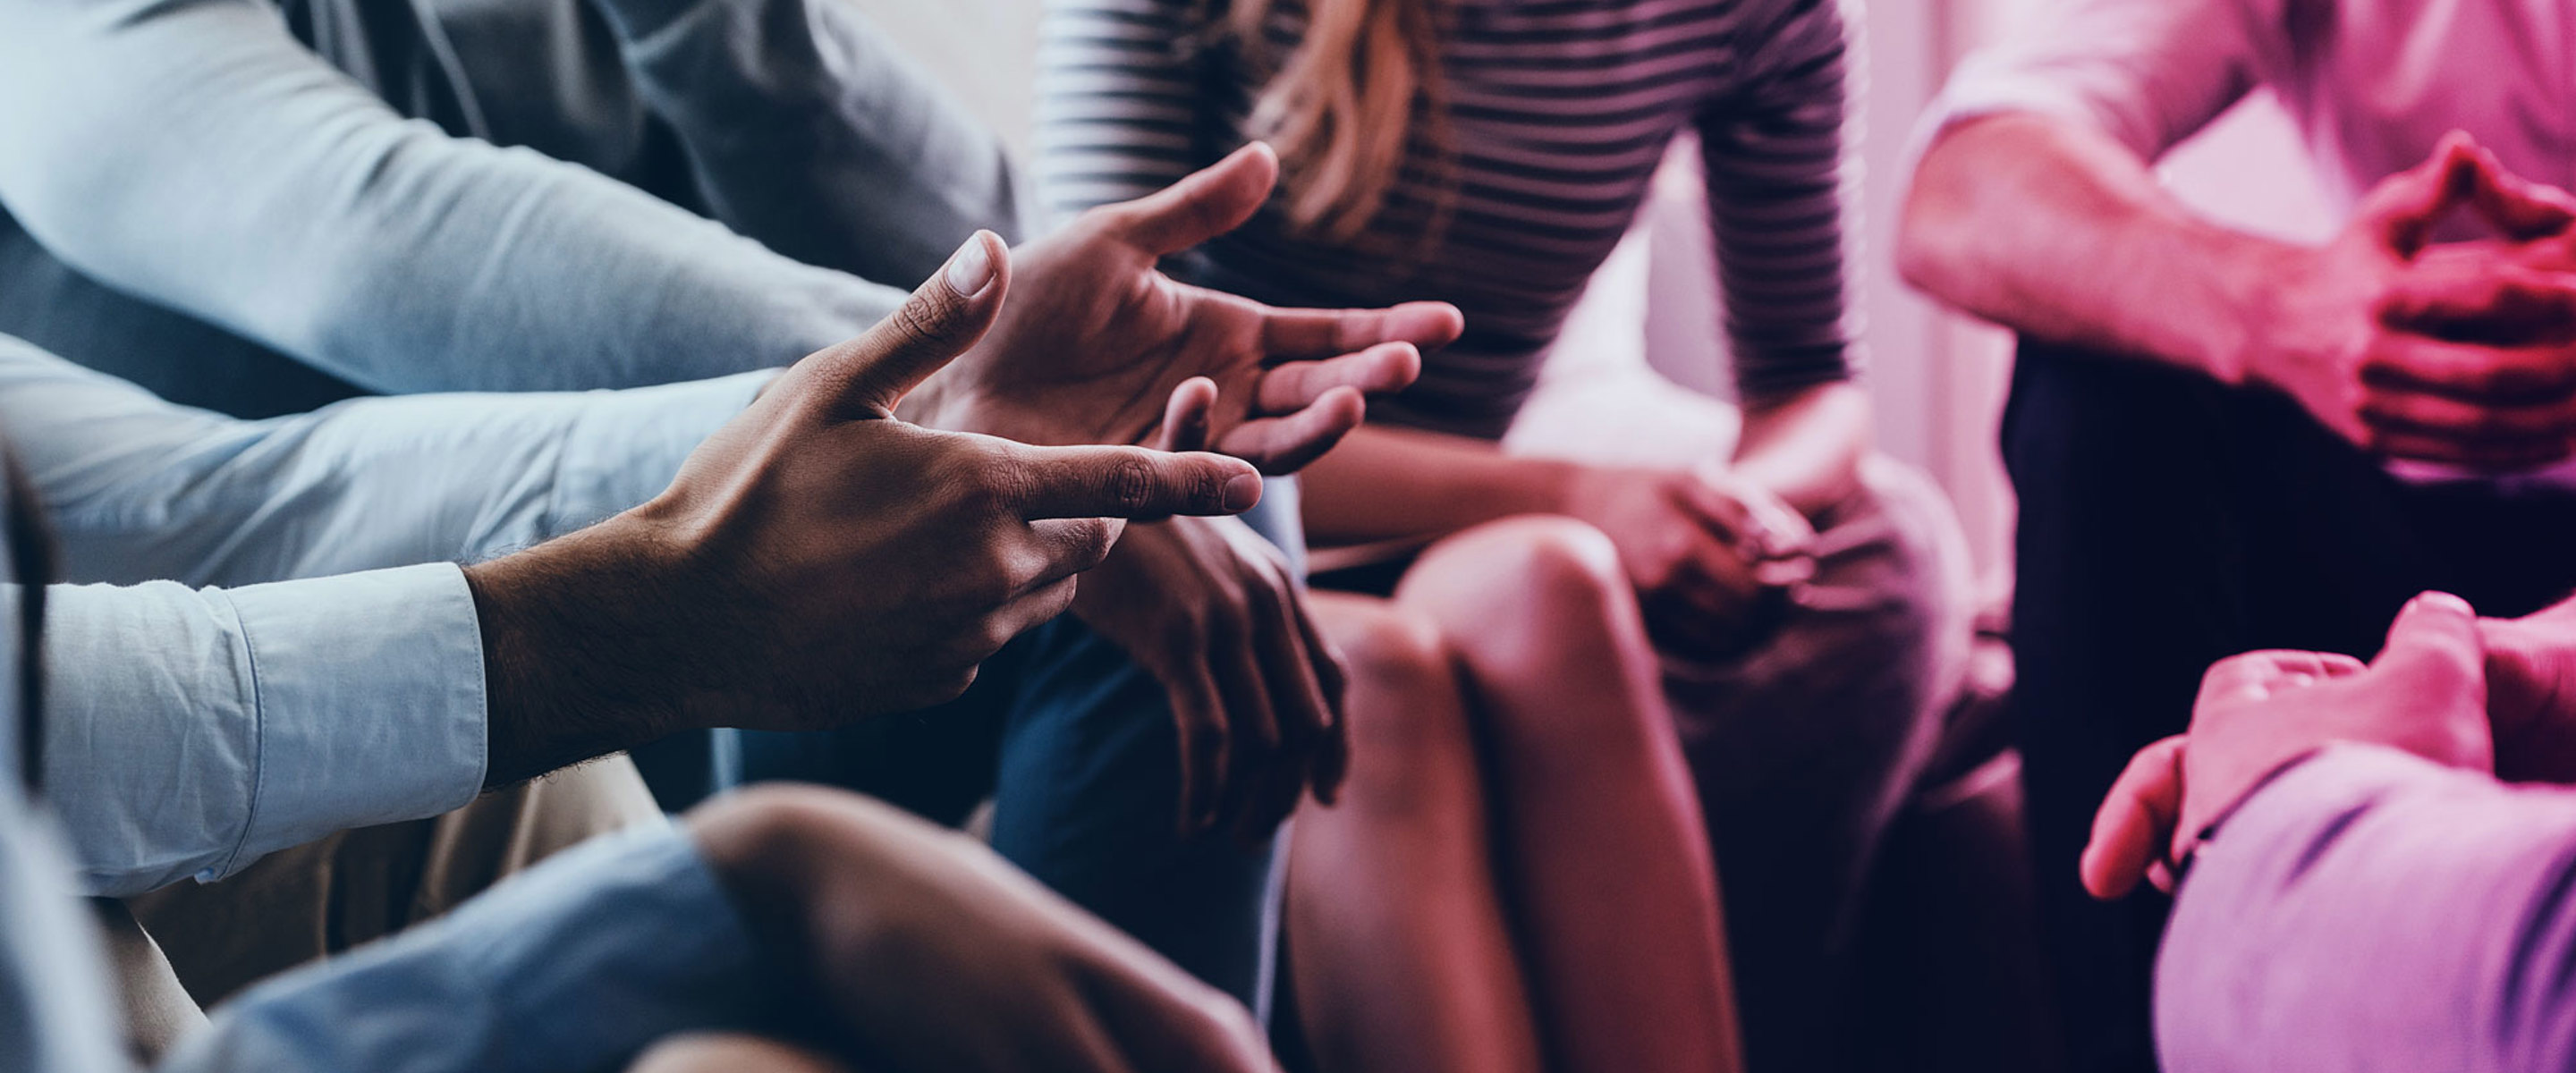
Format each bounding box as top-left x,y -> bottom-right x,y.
845,0 -> 2338,592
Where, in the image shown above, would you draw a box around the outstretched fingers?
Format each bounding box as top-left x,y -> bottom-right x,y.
1211,387 -> 1368,475
1257,300 -> 1465,360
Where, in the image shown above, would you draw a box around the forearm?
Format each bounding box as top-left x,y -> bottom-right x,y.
1732,382 -> 1869,517
2158,746 -> 2576,1071
1298,424 -> 1580,545
462,519 -> 717,787
5,336 -> 767,586
1897,114 -> 2296,383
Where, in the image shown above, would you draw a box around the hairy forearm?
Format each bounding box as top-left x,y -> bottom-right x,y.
1733,382 -> 1869,517
462,519 -> 718,787
1297,424 -> 1581,546
1898,114 -> 2298,383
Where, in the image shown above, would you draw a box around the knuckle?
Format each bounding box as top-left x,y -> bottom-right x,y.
1106,455 -> 1161,514
887,292 -> 955,349
1068,519 -> 1118,570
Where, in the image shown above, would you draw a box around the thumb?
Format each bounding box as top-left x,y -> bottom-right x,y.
1006,444 -> 1263,520
2461,142 -> 2576,241
809,231 -> 1011,415
1096,142 -> 1278,256
2361,131 -> 2482,257
2374,590 -> 2487,692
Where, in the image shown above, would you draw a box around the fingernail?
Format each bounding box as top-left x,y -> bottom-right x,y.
2414,591 -> 2477,616
945,233 -> 996,298
1223,473 -> 1263,512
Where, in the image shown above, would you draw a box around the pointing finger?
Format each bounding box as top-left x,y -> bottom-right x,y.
1008,444 -> 1264,520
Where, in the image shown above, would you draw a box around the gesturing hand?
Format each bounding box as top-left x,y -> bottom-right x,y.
1562,464 -> 1817,655
2080,593 -> 2496,900
1071,514 -> 1348,841
2245,132 -> 2576,469
468,234 -> 1266,782
908,143 -> 1464,474
691,787 -> 1278,1073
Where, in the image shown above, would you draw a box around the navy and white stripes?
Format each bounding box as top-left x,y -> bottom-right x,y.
1038,0 -> 1858,440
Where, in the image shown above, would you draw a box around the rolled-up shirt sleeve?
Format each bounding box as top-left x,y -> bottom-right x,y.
44,565 -> 487,897
0,334 -> 767,587
161,824 -> 771,1073
0,0 -> 900,395
2157,744 -> 2576,1073
1911,0 -> 2282,165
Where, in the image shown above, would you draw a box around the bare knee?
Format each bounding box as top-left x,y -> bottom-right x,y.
1400,516 -> 1629,639
1310,596 -> 1479,815
627,1034 -> 851,1073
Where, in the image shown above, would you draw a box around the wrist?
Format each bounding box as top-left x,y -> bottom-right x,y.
2207,239 -> 2321,389
464,517 -> 707,785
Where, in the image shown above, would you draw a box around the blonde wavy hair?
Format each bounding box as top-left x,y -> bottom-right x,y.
1228,0 -> 1451,245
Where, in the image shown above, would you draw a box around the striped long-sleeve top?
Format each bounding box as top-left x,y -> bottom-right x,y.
1038,0 -> 1859,441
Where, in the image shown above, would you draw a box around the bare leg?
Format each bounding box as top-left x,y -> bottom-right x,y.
1397,516 -> 1745,1073
1288,591 -> 1546,1073
626,1034 -> 852,1073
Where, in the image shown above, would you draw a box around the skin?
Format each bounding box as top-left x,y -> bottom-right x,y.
2085,588 -> 2576,901
463,148 -> 1462,790
678,785 -> 1280,1073
1275,150 -> 1867,1073
911,143 -> 1462,833
2080,594 -> 2496,900
1289,418 -> 1797,1073
1901,118 -> 2576,470
466,233 -> 1266,785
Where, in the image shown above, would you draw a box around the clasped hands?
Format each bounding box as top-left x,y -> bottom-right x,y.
2080,591 -> 2576,900
2244,131 -> 2576,470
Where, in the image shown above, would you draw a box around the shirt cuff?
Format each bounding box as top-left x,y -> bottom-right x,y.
545,371 -> 775,536
215,563 -> 487,878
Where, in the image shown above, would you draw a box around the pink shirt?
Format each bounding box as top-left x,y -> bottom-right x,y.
1921,0 -> 2576,213
1918,0 -> 2576,486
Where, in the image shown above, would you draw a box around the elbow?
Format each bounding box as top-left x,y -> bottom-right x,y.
1894,144 -> 1973,302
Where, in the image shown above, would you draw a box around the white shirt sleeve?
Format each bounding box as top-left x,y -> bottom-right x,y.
0,0 -> 901,395
44,565 -> 488,897
0,334 -> 767,587
1910,0 -> 2288,165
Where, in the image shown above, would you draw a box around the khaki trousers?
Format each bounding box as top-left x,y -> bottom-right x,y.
101,756 -> 663,1060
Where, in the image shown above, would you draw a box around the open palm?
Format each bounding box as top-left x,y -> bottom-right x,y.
911,144 -> 1462,473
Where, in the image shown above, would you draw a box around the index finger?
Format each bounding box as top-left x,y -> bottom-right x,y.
1257,300 -> 1465,359
1008,444 -> 1264,520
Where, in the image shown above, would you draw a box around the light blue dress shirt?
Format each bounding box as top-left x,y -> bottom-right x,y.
0,445 -> 777,1073
0,333 -> 770,897
0,0 -> 1019,418
1,768 -> 776,1073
